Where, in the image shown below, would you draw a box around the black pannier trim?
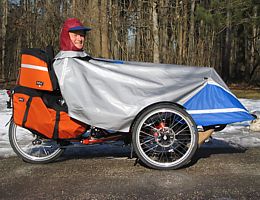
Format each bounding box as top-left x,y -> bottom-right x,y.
53,111 -> 60,139
42,92 -> 68,112
21,48 -> 49,64
13,86 -> 41,97
14,86 -> 68,112
22,96 -> 32,127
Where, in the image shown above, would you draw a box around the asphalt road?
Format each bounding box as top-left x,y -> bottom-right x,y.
0,145 -> 259,200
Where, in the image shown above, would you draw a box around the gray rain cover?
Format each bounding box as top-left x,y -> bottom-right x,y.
53,51 -> 227,132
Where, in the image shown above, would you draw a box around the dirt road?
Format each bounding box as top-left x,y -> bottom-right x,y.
0,145 -> 259,200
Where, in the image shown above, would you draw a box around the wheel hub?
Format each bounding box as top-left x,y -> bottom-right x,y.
32,138 -> 42,145
154,127 -> 175,147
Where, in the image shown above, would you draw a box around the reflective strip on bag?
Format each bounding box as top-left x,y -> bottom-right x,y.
21,64 -> 48,72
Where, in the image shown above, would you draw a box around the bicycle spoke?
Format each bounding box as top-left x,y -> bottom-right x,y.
141,137 -> 155,145
143,123 -> 158,131
175,124 -> 189,136
140,130 -> 154,138
42,146 -> 49,156
144,144 -> 158,153
169,118 -> 184,130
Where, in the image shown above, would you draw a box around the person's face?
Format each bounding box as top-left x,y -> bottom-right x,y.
69,31 -> 85,49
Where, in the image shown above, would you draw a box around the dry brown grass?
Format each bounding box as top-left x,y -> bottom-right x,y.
231,89 -> 260,99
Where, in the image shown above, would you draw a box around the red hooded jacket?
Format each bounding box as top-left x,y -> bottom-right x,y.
60,18 -> 87,51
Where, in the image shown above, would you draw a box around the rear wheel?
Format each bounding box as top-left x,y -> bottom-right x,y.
132,103 -> 198,170
9,120 -> 64,163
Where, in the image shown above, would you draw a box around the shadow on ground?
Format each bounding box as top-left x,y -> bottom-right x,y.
57,138 -> 247,170
188,138 -> 247,167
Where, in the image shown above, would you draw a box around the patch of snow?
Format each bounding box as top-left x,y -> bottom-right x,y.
0,90 -> 14,158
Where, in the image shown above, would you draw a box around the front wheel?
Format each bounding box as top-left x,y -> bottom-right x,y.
9,119 -> 64,164
132,103 -> 198,170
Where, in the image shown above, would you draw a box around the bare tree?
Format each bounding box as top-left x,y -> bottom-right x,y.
152,0 -> 159,63
221,0 -> 231,82
1,0 -> 8,83
188,0 -> 195,64
100,0 -> 110,58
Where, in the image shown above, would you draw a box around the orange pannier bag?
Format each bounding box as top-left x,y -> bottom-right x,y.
13,48 -> 87,139
18,48 -> 57,91
12,86 -> 87,139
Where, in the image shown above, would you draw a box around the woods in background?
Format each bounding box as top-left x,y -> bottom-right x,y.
0,0 -> 260,87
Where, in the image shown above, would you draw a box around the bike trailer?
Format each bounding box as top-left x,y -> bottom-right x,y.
18,48 -> 58,91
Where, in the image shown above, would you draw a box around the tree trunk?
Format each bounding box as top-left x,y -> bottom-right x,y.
182,0 -> 188,63
99,0 -> 110,58
249,5 -> 258,82
89,0 -> 101,57
72,0 -> 76,16
188,0 -> 195,64
222,2 -> 231,82
176,0 -> 183,64
152,0 -> 160,63
135,1 -> 142,61
1,0 -> 8,82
